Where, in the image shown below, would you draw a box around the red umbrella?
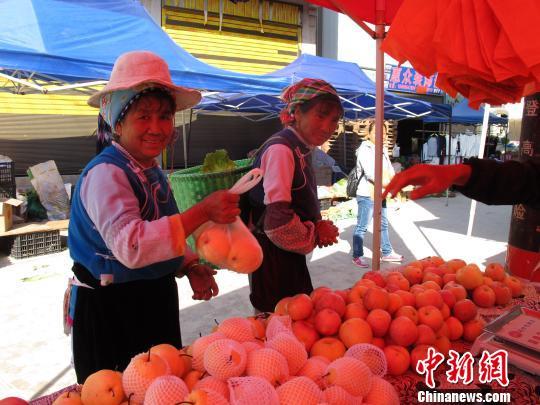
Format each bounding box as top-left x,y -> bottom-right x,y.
381,0 -> 540,108
306,0 -> 540,270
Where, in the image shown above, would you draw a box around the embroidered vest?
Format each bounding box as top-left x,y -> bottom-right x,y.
249,128 -> 321,222
68,146 -> 183,284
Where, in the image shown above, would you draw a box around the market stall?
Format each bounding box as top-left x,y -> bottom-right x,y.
1,1 -> 539,404
23,258 -> 540,405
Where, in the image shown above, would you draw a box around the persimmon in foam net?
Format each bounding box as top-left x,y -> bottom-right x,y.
344,343 -> 387,377
228,376 -> 280,405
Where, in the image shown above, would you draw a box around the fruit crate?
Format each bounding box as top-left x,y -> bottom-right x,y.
8,230 -> 63,259
0,161 -> 16,198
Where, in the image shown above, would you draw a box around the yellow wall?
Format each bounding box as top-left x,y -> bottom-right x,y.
0,79 -> 99,115
163,0 -> 301,74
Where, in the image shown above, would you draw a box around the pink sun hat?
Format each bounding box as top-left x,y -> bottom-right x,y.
87,50 -> 201,110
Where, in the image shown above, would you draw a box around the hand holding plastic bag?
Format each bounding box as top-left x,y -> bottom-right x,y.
195,169 -> 264,273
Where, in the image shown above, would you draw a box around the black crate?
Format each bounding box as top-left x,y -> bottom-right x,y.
0,161 -> 16,198
9,230 -> 63,259
319,198 -> 332,211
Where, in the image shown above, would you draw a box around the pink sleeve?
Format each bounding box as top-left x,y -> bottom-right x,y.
264,202 -> 316,255
260,144 -> 295,204
80,164 -> 186,269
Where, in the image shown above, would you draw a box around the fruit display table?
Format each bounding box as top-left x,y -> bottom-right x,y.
28,283 -> 539,405
16,255 -> 539,405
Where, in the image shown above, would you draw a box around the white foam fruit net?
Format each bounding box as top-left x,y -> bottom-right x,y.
217,317 -> 256,342
276,376 -> 324,405
363,376 -> 400,405
191,331 -> 227,372
245,348 -> 289,386
203,338 -> 247,380
323,385 -> 359,405
242,340 -> 264,353
121,352 -> 170,404
265,332 -> 308,375
228,376 -> 279,405
144,375 -> 188,405
325,357 -> 373,397
193,375 -> 229,399
187,388 -> 230,405
344,343 -> 387,377
265,315 -> 293,340
297,357 -> 329,389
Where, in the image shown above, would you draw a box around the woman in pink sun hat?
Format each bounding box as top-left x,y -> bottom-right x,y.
67,50 -> 240,383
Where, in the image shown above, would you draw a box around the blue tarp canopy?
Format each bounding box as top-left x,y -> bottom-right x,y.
424,99 -> 508,125
0,0 -> 450,121
0,0 -> 289,94
198,55 -> 451,121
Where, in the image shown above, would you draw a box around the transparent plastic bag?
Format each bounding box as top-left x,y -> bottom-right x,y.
194,169 -> 263,273
28,160 -> 70,220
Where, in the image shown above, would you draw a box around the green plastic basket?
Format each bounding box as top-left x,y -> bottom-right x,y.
169,158 -> 253,213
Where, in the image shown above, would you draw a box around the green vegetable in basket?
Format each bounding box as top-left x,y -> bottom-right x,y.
201,149 -> 237,173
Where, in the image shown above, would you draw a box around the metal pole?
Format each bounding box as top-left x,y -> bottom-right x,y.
446,117 -> 453,207
372,1 -> 386,271
182,110 -> 188,169
466,104 -> 490,236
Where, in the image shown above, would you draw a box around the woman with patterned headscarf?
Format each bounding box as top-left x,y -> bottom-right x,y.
245,78 -> 343,313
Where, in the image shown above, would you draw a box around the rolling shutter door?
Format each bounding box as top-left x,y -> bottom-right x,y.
0,79 -> 98,116
163,0 -> 301,74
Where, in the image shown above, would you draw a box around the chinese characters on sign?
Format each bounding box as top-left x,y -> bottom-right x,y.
386,66 -> 442,95
513,204 -> 526,221
520,140 -> 534,157
524,99 -> 539,117
416,347 -> 509,389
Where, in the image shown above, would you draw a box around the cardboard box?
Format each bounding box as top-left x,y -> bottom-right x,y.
0,198 -> 23,233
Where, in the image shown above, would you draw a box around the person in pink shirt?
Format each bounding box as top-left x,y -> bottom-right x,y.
244,78 -> 342,312
68,51 -> 239,382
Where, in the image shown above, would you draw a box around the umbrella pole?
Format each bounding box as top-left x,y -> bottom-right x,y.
466,104 -> 490,236
182,110 -> 188,169
446,118 -> 453,207
372,9 -> 386,271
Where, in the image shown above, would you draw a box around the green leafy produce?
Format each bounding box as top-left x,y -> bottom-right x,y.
25,189 -> 48,221
201,149 -> 237,173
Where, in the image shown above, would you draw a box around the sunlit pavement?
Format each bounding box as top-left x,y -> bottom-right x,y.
0,193 -> 512,400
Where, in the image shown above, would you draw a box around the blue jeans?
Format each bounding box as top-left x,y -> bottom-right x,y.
353,196 -> 393,258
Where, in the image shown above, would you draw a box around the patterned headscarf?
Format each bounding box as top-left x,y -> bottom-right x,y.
280,78 -> 342,125
97,86 -> 174,142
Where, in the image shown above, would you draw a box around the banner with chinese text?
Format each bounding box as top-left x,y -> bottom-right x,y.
386,65 -> 442,95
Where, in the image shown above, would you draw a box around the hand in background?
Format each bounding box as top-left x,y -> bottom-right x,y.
383,164 -> 471,200
186,263 -> 219,301
315,219 -> 339,248
201,190 -> 240,224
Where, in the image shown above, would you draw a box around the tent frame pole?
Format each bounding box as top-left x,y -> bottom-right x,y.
466,104 -> 491,236
372,0 -> 386,271
182,111 -> 188,169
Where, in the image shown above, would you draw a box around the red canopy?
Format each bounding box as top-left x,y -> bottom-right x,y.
381,0 -> 540,108
308,0 -> 540,107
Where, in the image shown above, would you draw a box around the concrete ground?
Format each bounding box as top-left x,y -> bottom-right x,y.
0,193 -> 513,401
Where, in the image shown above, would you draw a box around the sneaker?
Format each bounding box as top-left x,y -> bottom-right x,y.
381,252 -> 404,262
352,257 -> 369,268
